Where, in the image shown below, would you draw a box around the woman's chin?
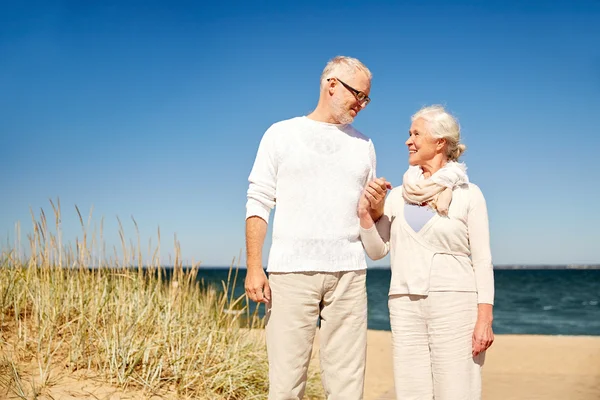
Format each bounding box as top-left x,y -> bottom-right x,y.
408,157 -> 419,166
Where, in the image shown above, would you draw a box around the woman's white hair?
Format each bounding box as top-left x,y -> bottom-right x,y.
412,105 -> 466,161
320,56 -> 372,86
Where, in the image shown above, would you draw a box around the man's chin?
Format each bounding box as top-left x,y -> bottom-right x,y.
340,115 -> 354,124
331,108 -> 354,124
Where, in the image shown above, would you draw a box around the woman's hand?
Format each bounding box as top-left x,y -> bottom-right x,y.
358,192 -> 374,225
358,191 -> 370,216
472,304 -> 494,357
363,178 -> 392,222
364,178 -> 391,210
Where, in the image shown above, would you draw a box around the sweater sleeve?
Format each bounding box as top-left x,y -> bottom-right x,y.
360,189 -> 395,260
467,184 -> 495,305
246,126 -> 278,222
367,139 -> 377,183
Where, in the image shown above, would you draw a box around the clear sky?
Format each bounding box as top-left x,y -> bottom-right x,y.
2,0 -> 599,267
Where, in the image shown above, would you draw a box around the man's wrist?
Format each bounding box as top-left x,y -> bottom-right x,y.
247,263 -> 264,272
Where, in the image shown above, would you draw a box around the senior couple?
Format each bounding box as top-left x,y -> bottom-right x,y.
245,56 -> 495,400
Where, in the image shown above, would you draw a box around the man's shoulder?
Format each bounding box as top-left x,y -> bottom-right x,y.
267,116 -> 305,131
344,124 -> 372,142
259,117 -> 304,143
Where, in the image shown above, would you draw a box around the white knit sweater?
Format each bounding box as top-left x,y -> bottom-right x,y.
246,116 -> 376,273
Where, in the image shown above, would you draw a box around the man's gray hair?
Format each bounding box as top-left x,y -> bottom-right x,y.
320,56 -> 372,86
412,105 -> 467,161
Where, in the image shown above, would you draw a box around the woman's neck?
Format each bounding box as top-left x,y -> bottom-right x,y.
420,157 -> 448,179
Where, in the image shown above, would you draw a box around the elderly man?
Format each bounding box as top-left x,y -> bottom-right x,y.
245,56 -> 388,400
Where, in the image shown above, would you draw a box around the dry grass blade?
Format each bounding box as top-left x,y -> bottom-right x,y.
0,203 -> 326,399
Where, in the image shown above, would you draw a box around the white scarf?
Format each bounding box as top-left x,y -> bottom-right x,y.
402,161 -> 469,216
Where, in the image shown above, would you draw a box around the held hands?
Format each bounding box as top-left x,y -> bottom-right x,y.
358,192 -> 371,218
358,178 -> 392,220
364,177 -> 392,209
245,267 -> 271,304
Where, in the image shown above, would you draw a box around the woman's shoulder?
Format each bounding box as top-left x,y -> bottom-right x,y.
383,187 -> 405,214
467,182 -> 485,197
453,183 -> 487,212
453,182 -> 486,201
387,186 -> 404,201
455,182 -> 483,193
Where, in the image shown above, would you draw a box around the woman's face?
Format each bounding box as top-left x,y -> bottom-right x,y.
405,118 -> 442,166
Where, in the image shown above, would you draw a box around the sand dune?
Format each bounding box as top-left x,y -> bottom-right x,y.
7,331 -> 599,399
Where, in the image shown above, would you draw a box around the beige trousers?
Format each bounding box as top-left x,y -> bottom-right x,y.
389,292 -> 485,400
266,270 -> 367,400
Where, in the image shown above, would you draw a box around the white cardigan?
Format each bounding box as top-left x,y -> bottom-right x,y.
360,183 -> 494,304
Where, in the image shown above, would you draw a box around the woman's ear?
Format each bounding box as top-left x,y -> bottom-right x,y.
437,138 -> 447,151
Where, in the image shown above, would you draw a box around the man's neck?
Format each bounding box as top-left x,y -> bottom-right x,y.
306,107 -> 340,124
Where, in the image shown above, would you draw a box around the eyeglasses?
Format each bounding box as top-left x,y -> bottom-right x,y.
327,77 -> 371,106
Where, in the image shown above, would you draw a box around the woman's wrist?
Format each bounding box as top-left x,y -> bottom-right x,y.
477,303 -> 494,323
358,209 -> 374,228
358,206 -> 369,218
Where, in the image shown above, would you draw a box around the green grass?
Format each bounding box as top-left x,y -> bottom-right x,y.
0,202 -> 325,399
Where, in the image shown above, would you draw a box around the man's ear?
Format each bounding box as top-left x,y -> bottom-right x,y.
327,78 -> 336,95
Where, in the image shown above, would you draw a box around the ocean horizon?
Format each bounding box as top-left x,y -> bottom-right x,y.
193,264 -> 600,270
157,267 -> 600,336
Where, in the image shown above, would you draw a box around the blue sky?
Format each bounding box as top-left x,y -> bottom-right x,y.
1,0 -> 599,267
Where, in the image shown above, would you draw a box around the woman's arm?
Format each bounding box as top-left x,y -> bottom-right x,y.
359,183 -> 393,260
468,185 -> 495,305
468,184 -> 495,355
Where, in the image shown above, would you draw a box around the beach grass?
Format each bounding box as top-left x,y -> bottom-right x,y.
0,203 -> 325,399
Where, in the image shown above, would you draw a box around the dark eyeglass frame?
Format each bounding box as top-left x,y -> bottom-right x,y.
327,77 -> 371,105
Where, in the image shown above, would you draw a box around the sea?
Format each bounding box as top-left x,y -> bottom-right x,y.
179,267 -> 600,336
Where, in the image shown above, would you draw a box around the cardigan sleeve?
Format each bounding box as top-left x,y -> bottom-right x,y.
360,188 -> 396,260
467,184 -> 495,305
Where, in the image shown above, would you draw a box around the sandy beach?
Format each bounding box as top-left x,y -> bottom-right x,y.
8,331 -> 599,399
361,331 -> 600,400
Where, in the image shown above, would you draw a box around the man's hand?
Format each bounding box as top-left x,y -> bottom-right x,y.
245,267 -> 271,304
245,216 -> 270,303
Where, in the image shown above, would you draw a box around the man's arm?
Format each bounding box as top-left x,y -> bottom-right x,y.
245,125 -> 278,303
245,216 -> 270,303
365,141 -> 389,222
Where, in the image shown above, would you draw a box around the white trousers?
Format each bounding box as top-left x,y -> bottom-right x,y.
389,292 -> 485,400
266,270 -> 368,400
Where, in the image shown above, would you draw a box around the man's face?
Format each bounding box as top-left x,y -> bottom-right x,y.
330,71 -> 371,124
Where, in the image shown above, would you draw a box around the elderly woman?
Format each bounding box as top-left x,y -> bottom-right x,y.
359,105 -> 494,400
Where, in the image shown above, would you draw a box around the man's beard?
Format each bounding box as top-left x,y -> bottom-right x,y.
332,100 -> 354,124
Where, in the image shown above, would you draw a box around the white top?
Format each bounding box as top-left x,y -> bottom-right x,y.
246,116 -> 376,273
360,184 -> 495,304
403,203 -> 436,232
